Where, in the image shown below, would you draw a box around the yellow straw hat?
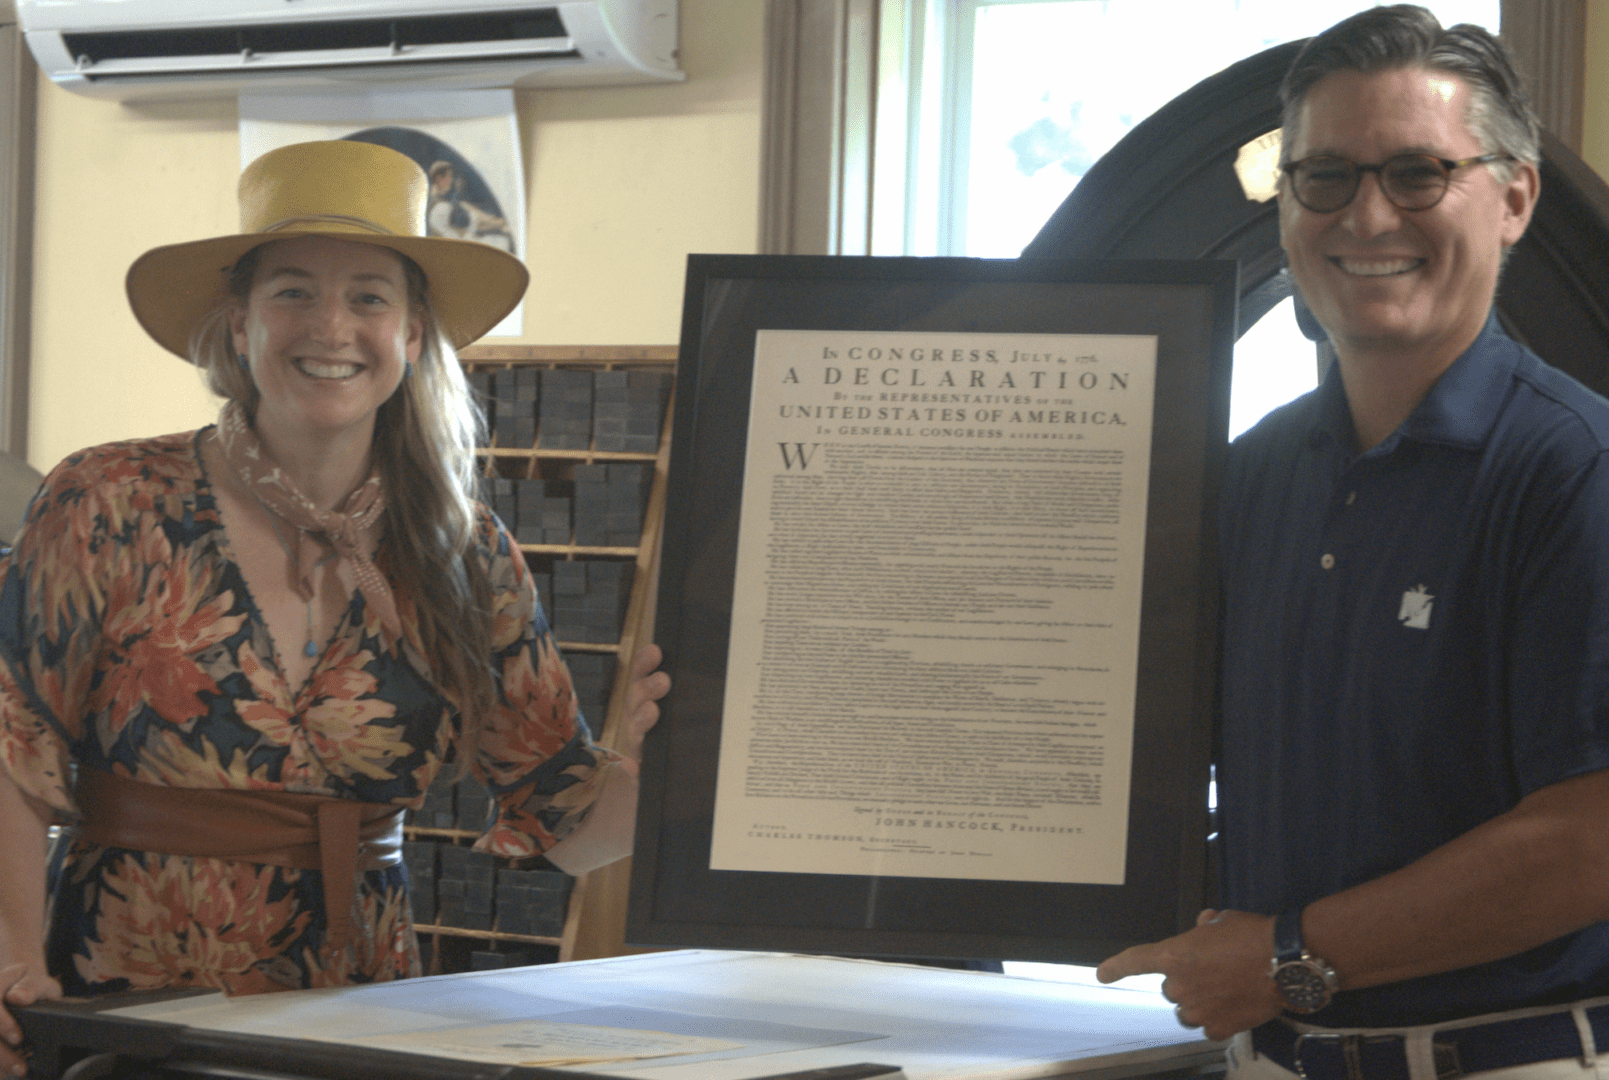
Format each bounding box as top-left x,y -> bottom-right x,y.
126,140 -> 529,360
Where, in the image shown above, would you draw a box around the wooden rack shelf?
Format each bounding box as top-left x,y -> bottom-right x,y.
412,925 -> 563,947
478,448 -> 660,463
403,345 -> 674,972
521,544 -> 641,557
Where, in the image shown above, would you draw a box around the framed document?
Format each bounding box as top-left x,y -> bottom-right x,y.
629,256 -> 1237,964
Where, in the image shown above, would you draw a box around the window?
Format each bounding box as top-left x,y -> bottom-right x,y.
916,0 -> 1501,261
886,0 -> 1499,436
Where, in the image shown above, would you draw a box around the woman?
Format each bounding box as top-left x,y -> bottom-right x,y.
0,140 -> 667,1074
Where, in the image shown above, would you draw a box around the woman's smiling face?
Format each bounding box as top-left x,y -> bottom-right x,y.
230,235 -> 423,445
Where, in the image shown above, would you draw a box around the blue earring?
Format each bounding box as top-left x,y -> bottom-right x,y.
404,360 -> 413,379
236,353 -> 250,369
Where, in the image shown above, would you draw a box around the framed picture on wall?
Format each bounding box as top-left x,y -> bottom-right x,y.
238,90 -> 525,336
628,254 -> 1237,963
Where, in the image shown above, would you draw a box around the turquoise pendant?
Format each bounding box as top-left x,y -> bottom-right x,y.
304,640 -> 319,658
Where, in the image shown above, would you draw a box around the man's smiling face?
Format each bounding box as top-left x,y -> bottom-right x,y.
1279,66 -> 1537,367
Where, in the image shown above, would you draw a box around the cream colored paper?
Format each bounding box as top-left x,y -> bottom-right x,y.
710,329 -> 1158,884
342,1020 -> 739,1066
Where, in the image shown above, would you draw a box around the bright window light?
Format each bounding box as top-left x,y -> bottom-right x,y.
1230,297 -> 1320,438
961,0 -> 1501,258
940,0 -> 1498,434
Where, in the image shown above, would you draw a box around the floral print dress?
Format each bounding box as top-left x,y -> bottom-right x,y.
0,431 -> 614,996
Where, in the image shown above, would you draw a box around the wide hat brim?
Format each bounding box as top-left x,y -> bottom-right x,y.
124,139 -> 530,361
128,230 -> 529,360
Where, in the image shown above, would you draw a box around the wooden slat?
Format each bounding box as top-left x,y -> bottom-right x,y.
461,344 -> 676,363
478,447 -> 659,462
562,393 -> 676,964
413,925 -> 562,946
521,543 -> 639,558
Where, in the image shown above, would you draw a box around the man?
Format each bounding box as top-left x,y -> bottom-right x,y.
1098,7 -> 1609,1077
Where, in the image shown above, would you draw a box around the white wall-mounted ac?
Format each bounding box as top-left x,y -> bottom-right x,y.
18,0 -> 682,101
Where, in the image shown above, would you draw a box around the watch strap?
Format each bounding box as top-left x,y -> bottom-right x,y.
1273,906 -> 1306,964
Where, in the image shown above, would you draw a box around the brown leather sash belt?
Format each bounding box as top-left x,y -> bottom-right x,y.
75,767 -> 404,949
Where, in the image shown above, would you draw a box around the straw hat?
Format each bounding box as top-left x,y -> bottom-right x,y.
126,140 -> 529,360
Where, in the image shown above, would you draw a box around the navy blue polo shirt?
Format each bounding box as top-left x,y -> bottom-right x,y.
1219,316 -> 1609,1027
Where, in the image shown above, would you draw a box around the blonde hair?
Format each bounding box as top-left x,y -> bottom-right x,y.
192,244 -> 498,752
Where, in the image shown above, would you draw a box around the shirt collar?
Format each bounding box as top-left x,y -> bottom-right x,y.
1307,314 -> 1519,457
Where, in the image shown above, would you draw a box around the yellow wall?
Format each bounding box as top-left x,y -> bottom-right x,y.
26,0 -> 762,472
1587,1 -> 1609,181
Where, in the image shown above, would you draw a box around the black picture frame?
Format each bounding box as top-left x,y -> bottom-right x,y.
628,255 -> 1237,964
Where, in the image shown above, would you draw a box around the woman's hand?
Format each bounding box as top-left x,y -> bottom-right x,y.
543,645 -> 668,876
618,644 -> 669,760
1,962 -> 61,1078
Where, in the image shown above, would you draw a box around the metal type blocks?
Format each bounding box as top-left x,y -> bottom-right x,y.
407,836 -> 574,940
410,768 -> 457,830
436,877 -> 464,928
538,368 -> 592,450
435,846 -> 497,930
402,841 -> 438,925
466,370 -> 496,445
495,868 -> 573,937
454,774 -> 493,832
565,652 -> 618,739
504,478 -> 574,546
481,476 -> 517,533
571,463 -> 609,547
571,462 -> 651,547
593,370 -> 670,453
491,367 -> 539,449
552,559 -> 587,597
470,947 -> 538,970
606,463 -> 652,546
513,478 -> 545,544
549,559 -> 635,643
532,572 -> 553,625
480,366 -> 667,452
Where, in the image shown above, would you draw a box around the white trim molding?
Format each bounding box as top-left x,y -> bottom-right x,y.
1501,0 -> 1586,154
0,8 -> 35,457
761,0 -> 880,255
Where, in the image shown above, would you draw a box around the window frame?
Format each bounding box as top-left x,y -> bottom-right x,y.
0,4 -> 34,459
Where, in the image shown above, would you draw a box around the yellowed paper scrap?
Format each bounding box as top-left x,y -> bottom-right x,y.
710,329 -> 1159,885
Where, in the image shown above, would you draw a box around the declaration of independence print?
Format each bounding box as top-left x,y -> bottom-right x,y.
709,328 -> 1158,885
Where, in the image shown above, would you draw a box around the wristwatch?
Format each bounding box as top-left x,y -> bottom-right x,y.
1270,906 -> 1340,1013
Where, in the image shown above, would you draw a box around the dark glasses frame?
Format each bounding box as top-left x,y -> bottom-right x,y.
1280,152 -> 1515,213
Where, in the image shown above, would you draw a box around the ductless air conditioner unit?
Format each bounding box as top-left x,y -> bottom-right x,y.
18,0 -> 681,101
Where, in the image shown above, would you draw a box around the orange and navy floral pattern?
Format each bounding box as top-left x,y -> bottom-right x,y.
0,431 -> 614,996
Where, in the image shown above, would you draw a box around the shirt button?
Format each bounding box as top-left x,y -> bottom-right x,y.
1345,491 -> 1357,506
1320,553 -> 1336,570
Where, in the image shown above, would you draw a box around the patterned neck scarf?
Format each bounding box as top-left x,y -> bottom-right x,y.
215,401 -> 402,639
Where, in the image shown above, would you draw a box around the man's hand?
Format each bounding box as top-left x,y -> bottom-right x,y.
1,962 -> 62,1077
1096,909 -> 1286,1042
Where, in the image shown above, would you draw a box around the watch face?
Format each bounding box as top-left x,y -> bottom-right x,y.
1273,960 -> 1334,1013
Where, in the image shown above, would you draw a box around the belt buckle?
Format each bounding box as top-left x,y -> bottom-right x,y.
1293,1032 -> 1405,1080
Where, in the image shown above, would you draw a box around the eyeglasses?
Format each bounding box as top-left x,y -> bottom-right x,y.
1281,153 -> 1513,213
